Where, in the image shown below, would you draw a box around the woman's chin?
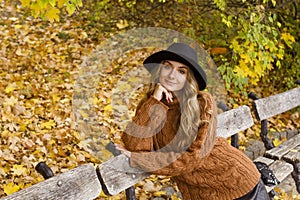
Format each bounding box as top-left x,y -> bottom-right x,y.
162,85 -> 174,92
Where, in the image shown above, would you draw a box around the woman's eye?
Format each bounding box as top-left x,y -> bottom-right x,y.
179,70 -> 187,74
163,65 -> 171,69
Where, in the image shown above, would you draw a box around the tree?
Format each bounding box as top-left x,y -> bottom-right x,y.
20,0 -> 82,22
19,0 -> 299,92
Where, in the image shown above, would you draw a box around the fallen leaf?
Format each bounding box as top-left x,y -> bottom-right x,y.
3,182 -> 20,195
41,120 -> 56,129
12,165 -> 28,176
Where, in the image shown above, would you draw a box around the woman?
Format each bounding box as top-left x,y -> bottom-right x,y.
115,43 -> 269,200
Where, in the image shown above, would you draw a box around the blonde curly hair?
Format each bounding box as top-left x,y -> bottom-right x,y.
146,63 -> 202,151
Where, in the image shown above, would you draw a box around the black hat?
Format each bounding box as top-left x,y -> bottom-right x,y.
143,43 -> 207,90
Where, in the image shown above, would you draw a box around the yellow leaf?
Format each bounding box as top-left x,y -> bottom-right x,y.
52,94 -> 60,102
254,62 -> 263,76
14,24 -> 22,29
147,175 -> 158,181
41,120 -> 56,129
19,122 -> 27,132
4,182 -> 20,195
171,194 -> 181,200
153,191 -> 166,197
99,190 -> 108,197
104,104 -> 112,112
4,96 -> 18,106
45,7 -> 60,22
49,139 -> 56,145
281,32 -> 295,48
21,0 -> 31,7
273,138 -> 282,147
49,0 -> 56,7
37,0 -> 48,9
281,32 -> 295,42
231,38 -> 241,52
66,2 -> 76,15
276,53 -> 283,60
116,19 -> 129,30
12,165 -> 28,176
234,65 -> 248,78
5,83 -> 17,93
93,97 -> 101,105
30,2 -> 42,18
58,0 -> 67,8
60,98 -> 70,104
276,60 -> 281,67
240,54 -> 252,64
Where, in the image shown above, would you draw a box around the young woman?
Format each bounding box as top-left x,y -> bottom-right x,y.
115,43 -> 269,200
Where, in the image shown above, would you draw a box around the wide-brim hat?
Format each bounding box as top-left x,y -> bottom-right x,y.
143,43 -> 207,90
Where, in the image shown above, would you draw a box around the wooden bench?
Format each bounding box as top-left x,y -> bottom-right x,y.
1,86 -> 299,200
249,87 -> 300,194
1,164 -> 101,200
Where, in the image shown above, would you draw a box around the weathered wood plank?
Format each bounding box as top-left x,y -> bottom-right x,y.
254,156 -> 275,166
97,154 -> 149,196
216,105 -> 254,138
98,155 -> 295,196
250,157 -> 294,193
265,160 -> 294,193
265,134 -> 300,160
254,87 -> 300,121
283,145 -> 300,163
0,164 -> 101,200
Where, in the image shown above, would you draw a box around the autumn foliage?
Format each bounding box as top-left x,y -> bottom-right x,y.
0,2 -> 99,197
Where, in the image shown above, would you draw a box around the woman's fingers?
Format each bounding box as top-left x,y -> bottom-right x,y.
153,84 -> 163,101
165,91 -> 173,103
153,84 -> 173,103
160,85 -> 173,103
114,144 -> 131,158
115,143 -> 125,151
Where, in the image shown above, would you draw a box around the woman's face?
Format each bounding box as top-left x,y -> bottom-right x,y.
159,60 -> 188,92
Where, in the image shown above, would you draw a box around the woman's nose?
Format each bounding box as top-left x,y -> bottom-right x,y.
168,68 -> 176,79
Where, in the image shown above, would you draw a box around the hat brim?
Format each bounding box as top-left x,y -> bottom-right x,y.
143,50 -> 207,90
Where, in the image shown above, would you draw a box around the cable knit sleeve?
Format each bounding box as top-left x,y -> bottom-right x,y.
122,96 -> 169,152
129,92 -> 217,176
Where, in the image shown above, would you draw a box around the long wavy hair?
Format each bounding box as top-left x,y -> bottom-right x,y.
146,62 -> 201,151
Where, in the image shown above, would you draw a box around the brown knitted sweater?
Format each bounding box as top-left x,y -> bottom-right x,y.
122,91 -> 261,200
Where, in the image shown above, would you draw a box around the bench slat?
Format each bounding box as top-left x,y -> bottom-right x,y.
254,87 -> 300,121
0,164 -> 101,200
217,105 -> 254,138
254,156 -> 275,166
265,134 -> 300,160
253,157 -> 294,193
97,154 -> 149,196
265,160 -> 294,193
283,145 -> 300,163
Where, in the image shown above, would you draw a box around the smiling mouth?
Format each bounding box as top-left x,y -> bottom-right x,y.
165,80 -> 176,84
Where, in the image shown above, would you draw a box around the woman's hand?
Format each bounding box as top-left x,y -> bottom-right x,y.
153,83 -> 173,103
115,143 -> 131,158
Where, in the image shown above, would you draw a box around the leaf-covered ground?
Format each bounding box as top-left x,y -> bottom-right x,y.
0,2 -> 299,200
